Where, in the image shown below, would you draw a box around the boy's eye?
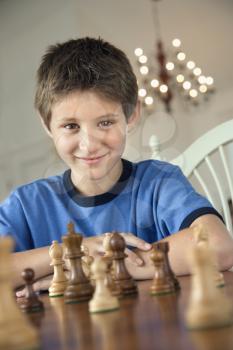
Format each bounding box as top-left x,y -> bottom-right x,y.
64,123 -> 79,130
99,120 -> 113,128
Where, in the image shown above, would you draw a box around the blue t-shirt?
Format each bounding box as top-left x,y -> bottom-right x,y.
0,159 -> 221,252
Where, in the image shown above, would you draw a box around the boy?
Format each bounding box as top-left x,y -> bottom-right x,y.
0,37 -> 233,292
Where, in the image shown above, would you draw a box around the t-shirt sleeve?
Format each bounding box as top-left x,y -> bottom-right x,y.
0,191 -> 34,251
156,165 -> 223,237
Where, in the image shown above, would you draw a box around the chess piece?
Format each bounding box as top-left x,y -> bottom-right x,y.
150,245 -> 175,296
81,245 -> 94,280
62,222 -> 93,303
103,233 -> 114,258
109,232 -> 138,296
89,257 -> 120,313
185,244 -> 233,330
49,240 -> 68,297
0,236 -> 39,349
19,268 -> 44,313
156,241 -> 180,291
103,233 -> 122,297
102,256 -> 122,298
193,224 -> 225,287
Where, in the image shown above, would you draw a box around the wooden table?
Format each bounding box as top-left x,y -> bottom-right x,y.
26,271 -> 233,350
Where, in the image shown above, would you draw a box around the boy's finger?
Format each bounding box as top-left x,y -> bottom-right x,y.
16,288 -> 26,298
121,233 -> 152,251
125,248 -> 144,266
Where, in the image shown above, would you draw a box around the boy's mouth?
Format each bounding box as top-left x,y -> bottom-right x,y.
75,154 -> 107,164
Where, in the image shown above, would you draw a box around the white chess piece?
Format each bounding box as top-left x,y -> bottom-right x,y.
49,240 -> 68,297
89,258 -> 119,313
0,236 -> 39,349
193,224 -> 225,287
186,244 -> 233,330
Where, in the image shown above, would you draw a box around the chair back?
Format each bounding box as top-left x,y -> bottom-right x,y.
171,119 -> 233,237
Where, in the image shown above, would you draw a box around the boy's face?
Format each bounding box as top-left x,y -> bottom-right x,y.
47,90 -> 137,193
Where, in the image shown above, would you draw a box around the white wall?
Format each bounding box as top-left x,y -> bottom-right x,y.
1,0 -> 233,200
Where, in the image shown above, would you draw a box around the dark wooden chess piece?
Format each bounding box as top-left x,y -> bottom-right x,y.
155,242 -> 180,291
109,232 -> 138,296
19,268 -> 44,313
62,222 -> 93,303
150,246 -> 175,296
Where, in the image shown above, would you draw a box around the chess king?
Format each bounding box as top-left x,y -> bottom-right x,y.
0,36 -> 233,294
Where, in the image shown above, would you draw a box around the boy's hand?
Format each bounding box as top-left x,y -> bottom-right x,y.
83,233 -> 152,266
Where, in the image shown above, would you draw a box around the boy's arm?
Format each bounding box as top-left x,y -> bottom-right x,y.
130,214 -> 233,279
12,246 -> 52,288
14,233 -> 152,294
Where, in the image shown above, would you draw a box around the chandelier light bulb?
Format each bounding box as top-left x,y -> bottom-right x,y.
206,76 -> 214,85
177,52 -> 186,61
166,62 -> 174,71
176,74 -> 185,83
172,38 -> 181,48
187,61 -> 196,70
140,66 -> 149,75
138,88 -> 147,97
151,79 -> 160,88
199,85 -> 207,93
134,48 -> 143,57
145,96 -> 154,105
189,89 -> 198,98
198,75 -> 206,84
159,84 -> 168,93
139,55 -> 148,64
183,81 -> 191,90
193,67 -> 202,76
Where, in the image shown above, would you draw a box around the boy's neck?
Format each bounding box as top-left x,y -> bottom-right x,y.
70,161 -> 123,197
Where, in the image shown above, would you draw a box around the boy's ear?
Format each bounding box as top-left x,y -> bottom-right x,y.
127,100 -> 141,132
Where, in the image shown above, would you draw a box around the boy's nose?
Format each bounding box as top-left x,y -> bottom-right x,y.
79,130 -> 100,153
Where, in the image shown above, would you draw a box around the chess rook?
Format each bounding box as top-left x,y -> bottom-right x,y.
62,222 -> 93,303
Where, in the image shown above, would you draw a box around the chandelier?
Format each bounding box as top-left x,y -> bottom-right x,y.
134,0 -> 215,114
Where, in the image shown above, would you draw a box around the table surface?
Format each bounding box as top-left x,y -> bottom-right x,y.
24,271 -> 233,350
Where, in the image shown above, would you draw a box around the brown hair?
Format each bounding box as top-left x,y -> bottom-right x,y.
34,37 -> 138,129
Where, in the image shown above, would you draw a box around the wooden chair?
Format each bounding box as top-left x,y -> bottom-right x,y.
171,119 -> 233,237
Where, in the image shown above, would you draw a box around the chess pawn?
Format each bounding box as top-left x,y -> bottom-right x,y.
150,246 -> 175,296
19,268 -> 44,313
89,257 -> 120,313
0,236 -> 39,349
49,240 -> 68,297
81,245 -> 94,281
193,224 -> 225,288
62,222 -> 93,303
109,232 -> 138,296
185,244 -> 233,330
156,241 -> 180,291
103,233 -> 114,259
102,256 -> 122,298
103,233 -> 122,297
